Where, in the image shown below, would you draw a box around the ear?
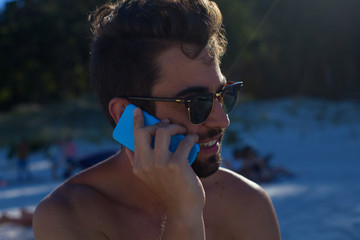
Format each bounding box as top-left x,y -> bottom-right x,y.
108,98 -> 130,124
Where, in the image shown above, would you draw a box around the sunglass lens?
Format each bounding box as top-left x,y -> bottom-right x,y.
189,95 -> 213,124
222,85 -> 239,114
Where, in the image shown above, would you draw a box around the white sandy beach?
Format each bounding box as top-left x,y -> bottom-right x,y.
1,98 -> 359,240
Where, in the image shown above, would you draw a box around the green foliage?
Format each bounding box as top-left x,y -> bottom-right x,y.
0,0 -> 104,110
221,0 -> 360,99
0,0 -> 360,112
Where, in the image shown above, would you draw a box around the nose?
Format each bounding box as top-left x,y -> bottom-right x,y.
204,98 -> 230,129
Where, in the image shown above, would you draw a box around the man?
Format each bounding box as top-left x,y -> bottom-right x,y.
33,0 -> 281,239
16,138 -> 31,181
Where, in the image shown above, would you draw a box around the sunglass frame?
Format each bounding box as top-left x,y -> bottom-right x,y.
127,81 -> 243,124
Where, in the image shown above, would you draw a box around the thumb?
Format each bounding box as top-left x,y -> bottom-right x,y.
124,147 -> 134,166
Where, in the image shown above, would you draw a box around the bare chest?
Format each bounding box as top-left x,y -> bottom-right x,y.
90,206 -> 232,240
96,208 -> 166,240
114,211 -> 236,240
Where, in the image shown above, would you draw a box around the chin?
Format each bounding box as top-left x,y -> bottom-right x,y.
191,152 -> 222,178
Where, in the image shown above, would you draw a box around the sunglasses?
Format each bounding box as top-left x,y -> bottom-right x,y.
127,81 -> 243,125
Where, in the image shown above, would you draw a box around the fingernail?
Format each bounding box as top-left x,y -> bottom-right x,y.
134,107 -> 141,117
189,134 -> 199,141
160,118 -> 170,123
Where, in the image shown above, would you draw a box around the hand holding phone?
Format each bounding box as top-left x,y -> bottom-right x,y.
113,104 -> 199,165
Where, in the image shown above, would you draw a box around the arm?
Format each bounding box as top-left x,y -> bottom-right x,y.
229,175 -> 281,239
33,193 -> 107,240
125,108 -> 206,239
207,169 -> 281,240
241,187 -> 281,240
33,198 -> 81,240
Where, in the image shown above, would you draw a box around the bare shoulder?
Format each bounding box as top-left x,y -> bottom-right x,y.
33,181 -> 109,240
203,168 -> 281,239
207,167 -> 267,199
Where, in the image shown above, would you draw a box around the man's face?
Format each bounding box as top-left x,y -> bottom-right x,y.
152,46 -> 230,178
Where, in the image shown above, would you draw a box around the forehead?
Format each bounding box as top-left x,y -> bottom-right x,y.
152,46 -> 225,97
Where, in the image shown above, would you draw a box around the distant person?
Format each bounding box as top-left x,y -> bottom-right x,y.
16,139 -> 31,181
0,178 -> 7,187
231,146 -> 293,183
0,208 -> 33,227
62,137 -> 77,178
46,139 -> 63,180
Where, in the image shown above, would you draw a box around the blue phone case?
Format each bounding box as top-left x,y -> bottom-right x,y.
113,104 -> 199,165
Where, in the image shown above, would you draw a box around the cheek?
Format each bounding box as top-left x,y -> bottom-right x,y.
155,102 -> 202,135
155,102 -> 189,124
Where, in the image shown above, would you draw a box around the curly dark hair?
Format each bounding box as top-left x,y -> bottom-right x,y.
89,0 -> 227,127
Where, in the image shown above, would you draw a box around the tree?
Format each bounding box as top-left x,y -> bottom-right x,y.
1,0 -> 359,111
0,0 -> 103,109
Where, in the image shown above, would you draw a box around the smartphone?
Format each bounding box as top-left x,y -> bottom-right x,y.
113,104 -> 199,165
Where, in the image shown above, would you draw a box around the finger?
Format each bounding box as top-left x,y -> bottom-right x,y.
125,147 -> 144,179
133,107 -> 155,152
133,107 -> 144,129
124,147 -> 134,166
171,134 -> 199,163
158,118 -> 170,124
153,118 -> 170,129
153,124 -> 187,156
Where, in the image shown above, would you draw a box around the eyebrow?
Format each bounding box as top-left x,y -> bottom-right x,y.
175,81 -> 227,98
175,86 -> 209,97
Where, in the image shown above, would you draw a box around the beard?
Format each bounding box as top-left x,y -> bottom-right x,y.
191,150 -> 222,178
191,129 -> 225,178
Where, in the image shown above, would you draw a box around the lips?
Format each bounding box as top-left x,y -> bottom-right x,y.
197,130 -> 224,154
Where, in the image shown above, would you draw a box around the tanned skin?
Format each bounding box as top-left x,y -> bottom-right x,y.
33,46 -> 281,240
